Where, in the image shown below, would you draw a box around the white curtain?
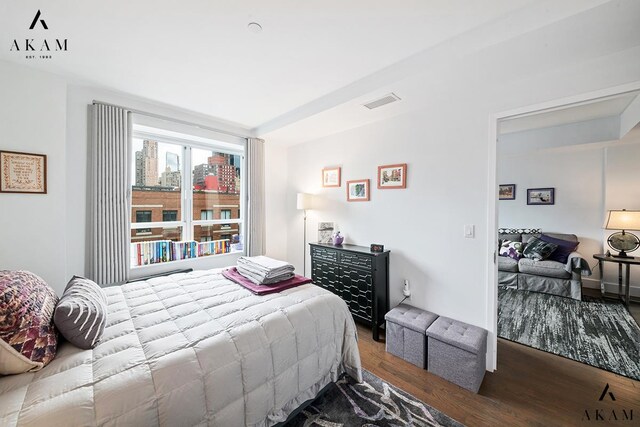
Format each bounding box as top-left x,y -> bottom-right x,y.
247,138 -> 265,256
91,103 -> 131,285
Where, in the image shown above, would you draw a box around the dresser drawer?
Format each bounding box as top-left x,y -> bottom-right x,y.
339,252 -> 372,270
311,246 -> 338,262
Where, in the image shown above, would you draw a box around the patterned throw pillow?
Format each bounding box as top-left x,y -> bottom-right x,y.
522,237 -> 559,261
54,276 -> 107,349
0,270 -> 59,375
499,240 -> 526,260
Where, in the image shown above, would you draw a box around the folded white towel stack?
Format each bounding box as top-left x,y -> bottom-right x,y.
236,256 -> 295,285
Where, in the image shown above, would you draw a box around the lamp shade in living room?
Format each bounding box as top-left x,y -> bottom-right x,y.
604,209 -> 640,257
604,210 -> 640,231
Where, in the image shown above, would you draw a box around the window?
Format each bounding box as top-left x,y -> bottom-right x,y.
163,210 -> 178,221
130,125 -> 245,267
136,210 -> 152,222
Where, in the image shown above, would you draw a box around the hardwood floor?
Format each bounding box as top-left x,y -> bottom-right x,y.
357,324 -> 640,426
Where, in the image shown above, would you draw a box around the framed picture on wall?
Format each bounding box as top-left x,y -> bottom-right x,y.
499,184 -> 516,200
347,179 -> 370,202
527,187 -> 555,205
0,150 -> 47,194
377,163 -> 407,189
322,167 -> 341,187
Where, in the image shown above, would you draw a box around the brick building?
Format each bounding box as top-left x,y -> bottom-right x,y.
131,187 -> 241,243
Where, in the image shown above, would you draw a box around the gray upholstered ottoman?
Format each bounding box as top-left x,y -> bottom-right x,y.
385,304 -> 438,368
426,316 -> 487,393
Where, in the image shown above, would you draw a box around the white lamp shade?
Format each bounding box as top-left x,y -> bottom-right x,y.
604,210 -> 640,231
297,193 -> 313,210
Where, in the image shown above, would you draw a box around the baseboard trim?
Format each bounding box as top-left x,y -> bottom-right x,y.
582,278 -> 640,299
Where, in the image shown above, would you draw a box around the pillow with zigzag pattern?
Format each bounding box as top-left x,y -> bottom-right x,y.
54,276 -> 107,349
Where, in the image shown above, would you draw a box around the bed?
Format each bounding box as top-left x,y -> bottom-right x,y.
0,268 -> 362,426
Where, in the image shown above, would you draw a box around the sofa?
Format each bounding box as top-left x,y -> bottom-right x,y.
497,228 -> 592,300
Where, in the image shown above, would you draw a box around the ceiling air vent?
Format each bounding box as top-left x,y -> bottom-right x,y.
363,93 -> 401,110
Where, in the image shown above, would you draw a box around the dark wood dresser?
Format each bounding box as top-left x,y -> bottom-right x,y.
309,243 -> 389,341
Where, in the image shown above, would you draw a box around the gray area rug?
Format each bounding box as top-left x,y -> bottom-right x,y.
498,287 -> 640,380
285,370 -> 463,426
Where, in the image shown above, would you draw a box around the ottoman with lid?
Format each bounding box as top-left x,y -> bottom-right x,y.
384,304 -> 438,368
426,316 -> 488,393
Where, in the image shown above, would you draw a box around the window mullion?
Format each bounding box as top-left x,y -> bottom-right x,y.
184,145 -> 192,241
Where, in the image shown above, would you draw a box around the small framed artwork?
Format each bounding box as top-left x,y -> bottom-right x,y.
499,184 -> 516,200
0,150 -> 47,194
377,163 -> 407,189
322,167 -> 341,188
347,179 -> 370,202
527,188 -> 555,205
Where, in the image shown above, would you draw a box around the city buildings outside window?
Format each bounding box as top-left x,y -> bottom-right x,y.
130,125 -> 245,268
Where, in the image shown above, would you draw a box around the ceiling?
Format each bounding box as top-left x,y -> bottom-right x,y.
499,91 -> 640,134
0,1 -> 624,144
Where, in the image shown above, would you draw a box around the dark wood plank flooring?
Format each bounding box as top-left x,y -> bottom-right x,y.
358,324 -> 640,426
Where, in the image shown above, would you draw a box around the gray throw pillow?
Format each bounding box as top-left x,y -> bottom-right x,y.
522,237 -> 558,261
54,276 -> 107,349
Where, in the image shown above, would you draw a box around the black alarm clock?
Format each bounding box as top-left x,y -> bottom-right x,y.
370,244 -> 384,253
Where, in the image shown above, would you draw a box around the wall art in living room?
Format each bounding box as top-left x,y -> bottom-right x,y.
347,179 -> 370,201
0,150 -> 47,194
527,187 -> 555,205
377,163 -> 407,189
322,167 -> 341,188
499,184 -> 516,200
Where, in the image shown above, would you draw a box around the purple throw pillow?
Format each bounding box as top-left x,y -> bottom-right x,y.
540,234 -> 578,263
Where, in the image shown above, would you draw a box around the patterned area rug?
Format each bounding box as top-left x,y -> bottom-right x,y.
285,370 -> 463,426
498,287 -> 640,380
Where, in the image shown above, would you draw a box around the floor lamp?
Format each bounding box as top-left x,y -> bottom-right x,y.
297,193 -> 313,276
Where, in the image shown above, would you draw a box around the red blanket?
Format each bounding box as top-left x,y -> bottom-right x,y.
222,267 -> 312,295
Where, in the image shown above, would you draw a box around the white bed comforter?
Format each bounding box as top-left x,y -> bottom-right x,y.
0,269 -> 362,426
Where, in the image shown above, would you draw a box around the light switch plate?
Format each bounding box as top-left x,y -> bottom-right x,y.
464,224 -> 475,238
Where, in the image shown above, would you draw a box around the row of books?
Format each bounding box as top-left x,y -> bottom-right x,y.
131,239 -> 232,266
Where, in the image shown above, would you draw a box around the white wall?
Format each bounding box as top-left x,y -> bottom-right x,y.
603,131 -> 640,295
0,61 -> 68,294
272,11 -> 640,370
264,143 -> 288,261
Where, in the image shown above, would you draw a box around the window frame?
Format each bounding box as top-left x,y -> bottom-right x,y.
130,124 -> 247,269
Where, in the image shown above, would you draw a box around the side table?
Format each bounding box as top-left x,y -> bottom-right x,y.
593,254 -> 640,307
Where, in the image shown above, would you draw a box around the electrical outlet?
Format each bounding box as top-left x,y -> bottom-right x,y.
403,279 -> 411,297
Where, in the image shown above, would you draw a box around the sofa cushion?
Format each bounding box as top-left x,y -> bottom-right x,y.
523,237 -> 558,261
499,240 -> 525,260
540,233 -> 579,264
499,233 -> 522,243
498,256 -> 519,272
518,258 -> 571,279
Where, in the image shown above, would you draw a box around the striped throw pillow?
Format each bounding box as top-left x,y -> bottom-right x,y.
54,276 -> 107,349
